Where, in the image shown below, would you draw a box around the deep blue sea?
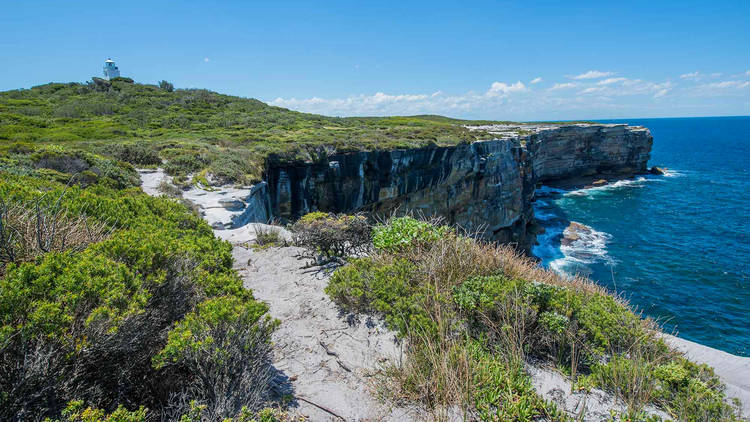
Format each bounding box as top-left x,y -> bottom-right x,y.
532,116 -> 749,356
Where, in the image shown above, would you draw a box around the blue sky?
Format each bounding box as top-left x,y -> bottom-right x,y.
1,0 -> 748,120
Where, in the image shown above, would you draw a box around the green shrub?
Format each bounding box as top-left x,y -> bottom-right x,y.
372,216 -> 451,252
108,141 -> 162,166
152,296 -> 277,418
158,80 -> 174,92
0,174 -> 274,420
326,257 -> 432,335
326,217 -> 743,420
57,400 -> 146,422
253,224 -> 283,247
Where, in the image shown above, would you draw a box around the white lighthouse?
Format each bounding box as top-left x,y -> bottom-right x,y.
103,58 -> 120,80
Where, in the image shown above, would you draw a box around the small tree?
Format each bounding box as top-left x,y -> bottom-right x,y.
159,80 -> 175,92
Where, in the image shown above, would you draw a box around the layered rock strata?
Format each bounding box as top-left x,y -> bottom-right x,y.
261,124 -> 652,248
193,123 -> 652,249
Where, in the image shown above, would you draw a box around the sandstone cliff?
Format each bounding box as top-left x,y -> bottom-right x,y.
260,124 -> 651,249
529,124 -> 652,182
192,123 -> 652,250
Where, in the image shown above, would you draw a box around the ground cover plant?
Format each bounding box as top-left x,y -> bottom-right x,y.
0,80 -> 515,185
0,160 -> 280,421
324,216 -> 743,421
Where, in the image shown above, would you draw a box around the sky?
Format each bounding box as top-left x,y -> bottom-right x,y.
1,0 -> 749,121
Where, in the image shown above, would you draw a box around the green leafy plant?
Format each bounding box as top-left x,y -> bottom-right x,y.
372,216 -> 451,252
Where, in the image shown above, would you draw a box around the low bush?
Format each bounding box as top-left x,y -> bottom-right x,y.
0,174 -> 276,421
108,141 -> 162,166
0,193 -> 112,269
292,212 -> 371,264
326,216 -> 743,420
56,400 -> 147,422
253,224 -> 283,247
153,296 -> 277,419
372,216 -> 451,253
158,80 -> 174,92
326,257 -> 429,335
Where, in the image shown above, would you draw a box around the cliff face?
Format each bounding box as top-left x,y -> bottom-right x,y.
266,139 -> 535,245
249,124 -> 651,248
530,125 -> 652,182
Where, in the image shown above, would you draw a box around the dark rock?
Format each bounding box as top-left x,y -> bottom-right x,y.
649,166 -> 666,175
258,124 -> 652,251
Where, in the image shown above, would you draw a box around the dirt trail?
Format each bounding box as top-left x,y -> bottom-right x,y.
215,226 -> 414,421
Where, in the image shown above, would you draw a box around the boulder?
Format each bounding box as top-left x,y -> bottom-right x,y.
649,166 -> 666,175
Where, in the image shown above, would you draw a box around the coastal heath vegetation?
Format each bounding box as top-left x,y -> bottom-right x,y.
0,80 -> 505,185
0,160 -> 281,420
322,215 -> 743,421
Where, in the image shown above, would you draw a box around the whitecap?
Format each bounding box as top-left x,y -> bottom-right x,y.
532,217 -> 614,277
559,223 -> 613,265
661,168 -> 685,178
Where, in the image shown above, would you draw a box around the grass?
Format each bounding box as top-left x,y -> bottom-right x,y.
325,216 -> 743,421
0,80 -> 532,184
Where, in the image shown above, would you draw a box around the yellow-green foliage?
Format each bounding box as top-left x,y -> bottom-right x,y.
54,400 -> 147,422
372,216 -> 452,252
0,173 -> 273,420
0,81 -> 512,184
153,296 -> 275,369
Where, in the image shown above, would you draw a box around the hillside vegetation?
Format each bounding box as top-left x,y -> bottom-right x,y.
0,165 -> 284,420
0,81 -> 743,421
0,79 -> 504,185
298,214 -> 743,421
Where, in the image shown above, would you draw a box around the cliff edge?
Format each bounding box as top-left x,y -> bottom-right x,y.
198,123 -> 653,251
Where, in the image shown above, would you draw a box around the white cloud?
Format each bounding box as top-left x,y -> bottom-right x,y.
486,81 -> 527,97
680,71 -> 701,80
571,70 -> 614,80
270,81 -> 529,116
597,77 -> 627,85
580,87 -> 605,94
267,73 -> 744,119
548,82 -> 577,90
530,77 -> 542,84
746,70 -> 750,76
703,80 -> 750,89
204,57 -> 210,62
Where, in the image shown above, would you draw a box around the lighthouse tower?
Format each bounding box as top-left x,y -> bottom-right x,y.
103,58 -> 120,80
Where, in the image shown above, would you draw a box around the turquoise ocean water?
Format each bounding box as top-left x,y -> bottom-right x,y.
532,116 -> 749,356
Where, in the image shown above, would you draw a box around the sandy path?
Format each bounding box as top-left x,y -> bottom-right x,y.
216,226 -> 415,421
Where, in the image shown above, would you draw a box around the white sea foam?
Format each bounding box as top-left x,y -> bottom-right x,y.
564,177 -> 649,197
560,223 -> 613,264
661,168 -> 685,178
533,183 -> 619,276
531,171 -> 680,275
535,221 -> 614,277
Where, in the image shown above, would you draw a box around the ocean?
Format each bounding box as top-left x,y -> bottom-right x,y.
532,116 -> 750,356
